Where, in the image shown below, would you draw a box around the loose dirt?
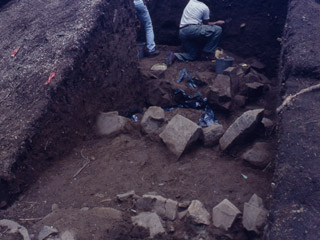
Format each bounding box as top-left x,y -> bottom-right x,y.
1,46 -> 277,240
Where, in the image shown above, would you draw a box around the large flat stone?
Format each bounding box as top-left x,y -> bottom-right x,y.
219,109 -> 264,151
159,114 -> 202,158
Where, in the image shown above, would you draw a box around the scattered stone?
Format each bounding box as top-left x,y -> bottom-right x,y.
165,199 -> 178,221
219,109 -> 264,151
80,207 -> 89,211
233,95 -> 247,108
187,200 -> 211,225
178,210 -> 188,220
0,219 -> 31,240
60,230 -> 75,240
96,111 -> 128,136
38,226 -> 58,240
262,117 -> 274,129
240,23 -> 246,28
166,221 -> 175,233
212,199 -> 241,231
242,142 -> 272,169
151,63 -> 167,71
202,123 -> 224,147
243,194 -> 268,233
51,204 -> 59,212
206,75 -> 232,111
117,190 -> 135,202
142,194 -> 178,220
159,114 -> 202,158
141,106 -> 165,134
178,200 -> 191,209
131,212 -> 165,238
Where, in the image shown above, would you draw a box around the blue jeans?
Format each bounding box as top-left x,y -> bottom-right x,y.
134,0 -> 156,52
175,25 -> 222,61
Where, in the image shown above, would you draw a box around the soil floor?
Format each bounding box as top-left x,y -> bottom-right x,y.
0,46 -> 277,240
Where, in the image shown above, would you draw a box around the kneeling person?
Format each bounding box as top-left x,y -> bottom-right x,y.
166,0 -> 224,65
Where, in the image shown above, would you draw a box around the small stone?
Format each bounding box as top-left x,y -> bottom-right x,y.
80,207 -> 89,211
141,106 -> 165,134
262,118 -> 274,129
117,190 -> 135,202
38,226 -> 58,240
51,204 -> 59,212
212,199 -> 241,231
243,194 -> 268,233
151,63 -> 167,71
178,210 -> 188,220
202,123 -> 224,147
165,199 -> 178,221
187,200 -> 211,225
167,222 -> 175,233
178,200 -> 191,209
96,111 -> 128,136
241,142 -> 272,169
132,212 -> 165,238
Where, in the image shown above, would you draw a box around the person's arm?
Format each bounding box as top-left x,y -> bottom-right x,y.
203,19 -> 225,25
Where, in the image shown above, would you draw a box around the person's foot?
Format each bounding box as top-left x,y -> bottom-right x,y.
165,51 -> 177,66
145,50 -> 160,58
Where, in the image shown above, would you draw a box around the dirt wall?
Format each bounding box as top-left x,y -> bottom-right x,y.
146,0 -> 288,77
0,0 -> 143,207
267,0 -> 320,239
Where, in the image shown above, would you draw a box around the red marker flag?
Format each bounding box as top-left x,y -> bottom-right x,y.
11,48 -> 20,57
44,72 -> 55,86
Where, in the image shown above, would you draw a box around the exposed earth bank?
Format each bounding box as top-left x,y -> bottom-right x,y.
0,0 -> 320,239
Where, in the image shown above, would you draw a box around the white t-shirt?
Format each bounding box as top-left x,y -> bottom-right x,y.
180,0 -> 210,28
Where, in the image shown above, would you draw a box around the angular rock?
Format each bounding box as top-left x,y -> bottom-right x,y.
262,117 -> 274,129
206,75 -> 232,111
96,111 -> 128,136
243,194 -> 268,233
165,199 -> 178,221
141,106 -> 165,134
219,109 -> 264,151
187,200 -> 211,225
159,114 -> 202,158
212,199 -> 241,231
0,219 -> 31,240
117,190 -> 135,202
233,95 -> 247,108
38,225 -> 58,240
132,212 -> 165,238
242,142 -> 272,169
142,194 -> 178,220
202,123 -> 224,147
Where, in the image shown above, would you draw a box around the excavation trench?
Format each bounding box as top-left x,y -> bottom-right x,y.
2,0 -> 314,239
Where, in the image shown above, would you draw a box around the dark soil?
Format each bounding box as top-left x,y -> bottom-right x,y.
0,44 -> 277,239
1,0 -> 320,239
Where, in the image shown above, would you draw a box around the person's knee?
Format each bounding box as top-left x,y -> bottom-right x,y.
215,26 -> 222,36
